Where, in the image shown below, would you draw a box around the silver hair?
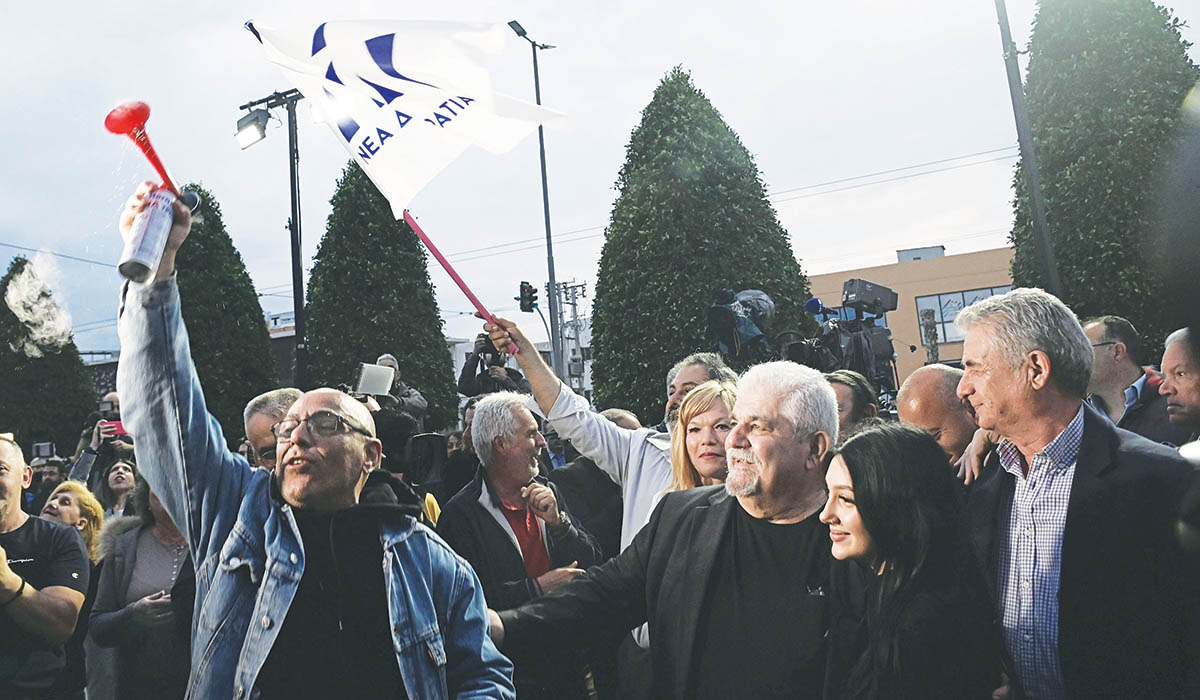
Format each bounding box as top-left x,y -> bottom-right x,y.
1165,327 -> 1192,350
738,361 -> 839,443
243,388 -> 303,434
471,391 -> 532,466
666,352 -> 737,390
955,287 -> 1093,398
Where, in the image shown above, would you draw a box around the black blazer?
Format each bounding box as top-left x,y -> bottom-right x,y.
966,403 -> 1197,699
499,486 -> 835,700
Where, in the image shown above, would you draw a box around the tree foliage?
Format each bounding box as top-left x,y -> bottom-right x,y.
591,67 -> 814,421
1010,0 -> 1199,356
305,162 -> 458,430
173,184 -> 278,444
0,257 -> 95,454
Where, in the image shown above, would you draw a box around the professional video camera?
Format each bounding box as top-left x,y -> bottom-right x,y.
776,278 -> 900,400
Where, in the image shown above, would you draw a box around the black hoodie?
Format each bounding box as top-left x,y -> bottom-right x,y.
254,470 -> 424,700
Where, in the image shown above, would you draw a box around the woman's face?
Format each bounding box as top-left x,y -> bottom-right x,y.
108,462 -> 135,493
41,490 -> 85,531
832,383 -> 857,436
819,456 -> 875,562
685,403 -> 732,482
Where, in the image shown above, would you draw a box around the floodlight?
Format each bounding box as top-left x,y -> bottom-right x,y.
236,109 -> 271,149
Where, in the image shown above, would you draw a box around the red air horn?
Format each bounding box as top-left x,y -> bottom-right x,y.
105,101 -> 180,196
105,100 -> 198,282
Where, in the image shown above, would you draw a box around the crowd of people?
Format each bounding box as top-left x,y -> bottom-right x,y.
1,182 -> 1198,699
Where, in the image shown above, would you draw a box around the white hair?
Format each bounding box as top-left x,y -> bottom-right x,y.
738,361 -> 839,443
471,392 -> 532,466
955,287 -> 1093,398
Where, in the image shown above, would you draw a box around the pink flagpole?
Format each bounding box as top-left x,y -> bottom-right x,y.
403,210 -> 518,354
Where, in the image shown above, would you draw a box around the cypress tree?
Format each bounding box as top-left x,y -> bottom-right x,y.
305,162 -> 458,431
591,67 -> 814,421
1010,0 -> 1199,354
173,184 -> 278,445
0,256 -> 96,454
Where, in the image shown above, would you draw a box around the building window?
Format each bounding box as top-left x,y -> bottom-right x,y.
829,306 -> 888,328
915,285 -> 1013,345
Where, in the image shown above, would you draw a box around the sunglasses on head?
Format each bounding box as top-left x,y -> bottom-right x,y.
271,410 -> 373,442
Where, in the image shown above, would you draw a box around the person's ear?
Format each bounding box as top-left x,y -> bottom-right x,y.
74,516 -> 89,533
362,438 -> 383,472
1027,350 -> 1053,391
807,432 -> 831,470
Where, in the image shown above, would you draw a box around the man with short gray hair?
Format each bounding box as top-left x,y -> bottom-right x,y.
243,388 -> 303,469
956,287 -> 1195,700
660,352 -> 737,430
437,392 -> 599,700
1160,328 -> 1200,441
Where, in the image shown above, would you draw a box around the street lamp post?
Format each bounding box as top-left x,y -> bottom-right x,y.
236,88 -> 309,388
993,0 -> 1063,297
509,20 -> 564,379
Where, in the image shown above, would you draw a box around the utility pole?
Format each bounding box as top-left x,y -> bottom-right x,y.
560,281 -> 587,389
994,0 -> 1064,297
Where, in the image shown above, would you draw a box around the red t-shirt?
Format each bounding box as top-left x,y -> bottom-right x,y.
499,504 -> 551,579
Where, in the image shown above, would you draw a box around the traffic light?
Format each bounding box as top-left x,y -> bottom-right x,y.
518,281 -> 538,312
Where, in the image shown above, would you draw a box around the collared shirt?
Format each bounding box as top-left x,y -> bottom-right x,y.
1122,372 -> 1148,411
995,405 -> 1084,700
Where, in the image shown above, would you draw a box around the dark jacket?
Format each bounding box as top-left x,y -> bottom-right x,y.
548,456 -> 623,562
457,354 -> 532,396
966,403 -> 1198,700
1115,368 -> 1194,446
499,486 -> 837,700
438,471 -> 600,700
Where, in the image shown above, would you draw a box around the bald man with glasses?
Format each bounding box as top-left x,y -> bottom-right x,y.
114,182 -> 514,700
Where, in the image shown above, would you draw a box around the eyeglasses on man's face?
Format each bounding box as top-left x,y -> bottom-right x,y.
271,410 -> 373,443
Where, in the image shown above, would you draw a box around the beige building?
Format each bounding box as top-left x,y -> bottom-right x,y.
808,246 -> 1014,386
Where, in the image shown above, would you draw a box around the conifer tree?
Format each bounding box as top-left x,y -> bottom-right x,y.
1010,0 -> 1199,354
173,184 -> 278,444
0,256 -> 95,453
306,162 -> 458,430
591,67 -> 814,421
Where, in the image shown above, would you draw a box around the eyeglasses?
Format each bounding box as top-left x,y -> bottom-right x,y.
1091,342 -> 1117,348
250,446 -> 277,467
271,410 -> 373,442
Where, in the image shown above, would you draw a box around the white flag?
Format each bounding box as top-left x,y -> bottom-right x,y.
253,20 -> 563,216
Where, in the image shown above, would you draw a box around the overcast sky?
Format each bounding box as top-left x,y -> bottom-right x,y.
3,0 -> 1199,355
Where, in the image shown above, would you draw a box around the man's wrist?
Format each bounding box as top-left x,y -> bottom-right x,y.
153,250 -> 178,284
0,569 -> 24,597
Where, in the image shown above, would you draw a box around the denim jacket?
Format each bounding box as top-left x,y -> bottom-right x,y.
116,276 -> 514,700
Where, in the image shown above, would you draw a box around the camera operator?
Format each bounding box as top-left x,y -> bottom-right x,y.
458,334 -> 531,397
375,353 -> 429,430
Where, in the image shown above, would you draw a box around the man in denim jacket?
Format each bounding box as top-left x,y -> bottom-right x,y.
115,183 -> 514,700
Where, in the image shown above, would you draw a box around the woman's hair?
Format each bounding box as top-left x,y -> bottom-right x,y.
831,422 -> 972,698
825,369 -> 879,427
668,380 -> 737,492
49,480 -> 105,562
131,478 -> 157,529
95,442 -> 138,513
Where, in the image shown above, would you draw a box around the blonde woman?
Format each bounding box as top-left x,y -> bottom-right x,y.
41,480 -> 105,562
668,380 -> 737,492
39,480 -> 105,698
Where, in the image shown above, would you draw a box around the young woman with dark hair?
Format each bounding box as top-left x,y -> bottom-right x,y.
820,422 -> 1005,700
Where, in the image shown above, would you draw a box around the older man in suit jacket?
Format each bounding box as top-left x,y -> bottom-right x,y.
957,288 -> 1197,700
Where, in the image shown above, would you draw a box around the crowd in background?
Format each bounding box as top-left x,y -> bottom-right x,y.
1,185 -> 1199,699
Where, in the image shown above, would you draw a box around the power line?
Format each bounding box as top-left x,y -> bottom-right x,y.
766,145 -> 1017,197
0,242 -> 111,268
772,154 -> 1018,205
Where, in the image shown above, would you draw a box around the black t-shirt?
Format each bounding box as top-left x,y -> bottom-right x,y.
255,508 -> 406,700
0,515 -> 90,694
691,502 -> 830,700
